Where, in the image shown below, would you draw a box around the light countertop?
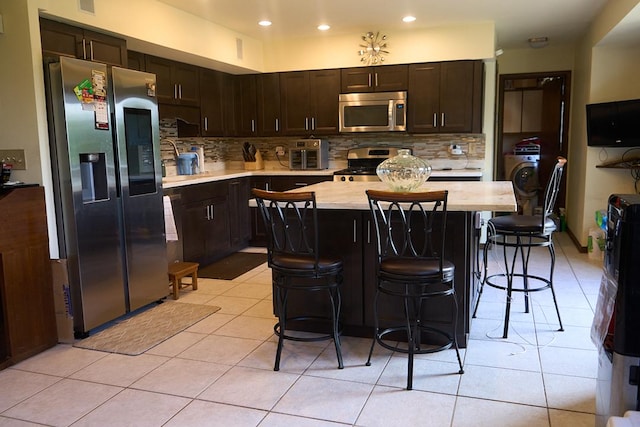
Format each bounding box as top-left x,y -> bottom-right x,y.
283,180 -> 517,212
162,167 -> 483,189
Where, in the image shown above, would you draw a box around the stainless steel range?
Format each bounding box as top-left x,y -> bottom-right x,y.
333,147 -> 405,182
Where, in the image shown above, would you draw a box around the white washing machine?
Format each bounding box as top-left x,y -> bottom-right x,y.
504,153 -> 540,215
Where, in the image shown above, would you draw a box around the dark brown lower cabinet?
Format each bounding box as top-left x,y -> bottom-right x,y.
0,187 -> 57,370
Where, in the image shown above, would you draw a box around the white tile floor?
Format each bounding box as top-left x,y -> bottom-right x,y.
0,233 -> 604,426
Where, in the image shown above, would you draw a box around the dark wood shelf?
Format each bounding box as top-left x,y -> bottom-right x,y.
596,157 -> 640,169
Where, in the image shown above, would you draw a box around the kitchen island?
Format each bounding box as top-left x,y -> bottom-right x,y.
272,180 -> 517,347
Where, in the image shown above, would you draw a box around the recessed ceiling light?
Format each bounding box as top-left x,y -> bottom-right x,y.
402,16 -> 416,23
258,20 -> 272,27
317,24 -> 331,31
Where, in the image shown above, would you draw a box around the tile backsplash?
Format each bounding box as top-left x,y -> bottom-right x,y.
160,118 -> 485,174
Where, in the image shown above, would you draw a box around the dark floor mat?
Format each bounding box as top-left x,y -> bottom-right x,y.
198,252 -> 267,280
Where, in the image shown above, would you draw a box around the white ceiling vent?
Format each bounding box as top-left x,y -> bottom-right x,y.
79,0 -> 95,14
236,38 -> 243,60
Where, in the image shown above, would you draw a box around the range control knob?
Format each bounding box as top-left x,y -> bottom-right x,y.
348,176 -> 354,182
340,176 -> 346,182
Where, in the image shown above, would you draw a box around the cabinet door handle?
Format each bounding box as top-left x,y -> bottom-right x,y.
374,73 -> 379,87
311,117 -> 315,130
305,117 -> 309,130
368,73 -> 372,87
367,220 -> 371,244
251,119 -> 255,133
82,39 -> 87,59
204,117 -> 208,131
353,219 -> 357,243
89,40 -> 94,61
433,113 -> 438,128
275,118 -> 279,132
209,204 -> 214,220
441,113 -> 445,127
174,84 -> 178,100
178,84 -> 183,99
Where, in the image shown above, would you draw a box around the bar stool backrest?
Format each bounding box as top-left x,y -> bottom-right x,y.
252,188 -> 320,272
366,189 -> 449,278
540,157 -> 567,227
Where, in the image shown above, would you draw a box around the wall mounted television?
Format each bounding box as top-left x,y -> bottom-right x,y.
586,98 -> 640,147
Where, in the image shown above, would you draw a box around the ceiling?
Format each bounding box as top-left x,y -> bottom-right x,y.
157,0 -> 610,50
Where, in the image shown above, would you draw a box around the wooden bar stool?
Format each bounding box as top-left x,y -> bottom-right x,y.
168,262 -> 199,300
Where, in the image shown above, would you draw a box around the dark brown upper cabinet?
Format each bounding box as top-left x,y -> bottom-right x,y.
341,65 -> 408,93
256,73 -> 281,136
233,75 -> 258,137
200,68 -> 225,136
144,55 -> 199,107
40,18 -> 127,67
408,61 -> 483,134
280,69 -> 340,135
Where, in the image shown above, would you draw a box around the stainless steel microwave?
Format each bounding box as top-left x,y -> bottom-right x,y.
338,91 -> 407,133
289,139 -> 329,170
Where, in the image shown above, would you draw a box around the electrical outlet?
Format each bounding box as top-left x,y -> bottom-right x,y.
448,144 -> 463,156
275,146 -> 285,156
0,149 -> 26,170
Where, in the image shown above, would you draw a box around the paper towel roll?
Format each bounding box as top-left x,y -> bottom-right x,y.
163,196 -> 178,242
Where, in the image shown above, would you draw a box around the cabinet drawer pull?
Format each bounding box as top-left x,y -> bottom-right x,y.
353,219 -> 357,243
294,183 -> 307,187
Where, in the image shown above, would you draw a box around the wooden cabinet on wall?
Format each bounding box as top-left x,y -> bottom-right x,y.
503,89 -> 543,133
40,18 -> 127,67
233,75 -> 258,137
280,70 -> 340,135
256,73 -> 282,136
0,187 -> 57,370
341,65 -> 408,93
200,68 -> 226,136
407,60 -> 483,134
144,55 -> 200,107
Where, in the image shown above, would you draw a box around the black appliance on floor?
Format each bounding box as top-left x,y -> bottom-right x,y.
596,194 -> 640,427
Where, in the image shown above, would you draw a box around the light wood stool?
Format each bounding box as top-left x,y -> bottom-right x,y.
168,262 -> 199,300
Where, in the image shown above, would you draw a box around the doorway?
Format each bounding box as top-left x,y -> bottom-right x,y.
497,71 -> 571,211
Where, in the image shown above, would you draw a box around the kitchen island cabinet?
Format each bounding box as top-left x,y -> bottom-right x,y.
273,180 -> 517,347
0,186 -> 57,370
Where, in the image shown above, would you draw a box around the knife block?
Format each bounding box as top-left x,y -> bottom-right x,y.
244,150 -> 264,170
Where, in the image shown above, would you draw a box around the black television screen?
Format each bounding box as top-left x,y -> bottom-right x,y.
586,99 -> 640,147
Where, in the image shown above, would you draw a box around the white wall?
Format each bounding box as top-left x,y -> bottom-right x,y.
568,0 -> 640,246
262,22 -> 495,72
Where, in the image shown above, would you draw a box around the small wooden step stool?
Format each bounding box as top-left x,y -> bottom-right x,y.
167,262 -> 199,300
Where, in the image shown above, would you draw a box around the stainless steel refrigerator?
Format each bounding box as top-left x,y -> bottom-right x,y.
46,57 -> 167,336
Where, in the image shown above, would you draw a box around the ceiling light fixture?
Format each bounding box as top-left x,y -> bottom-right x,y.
528,36 -> 549,48
317,24 -> 330,31
258,20 -> 272,27
402,16 -> 416,23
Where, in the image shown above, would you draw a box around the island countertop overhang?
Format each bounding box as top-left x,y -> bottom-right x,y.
281,180 -> 518,212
